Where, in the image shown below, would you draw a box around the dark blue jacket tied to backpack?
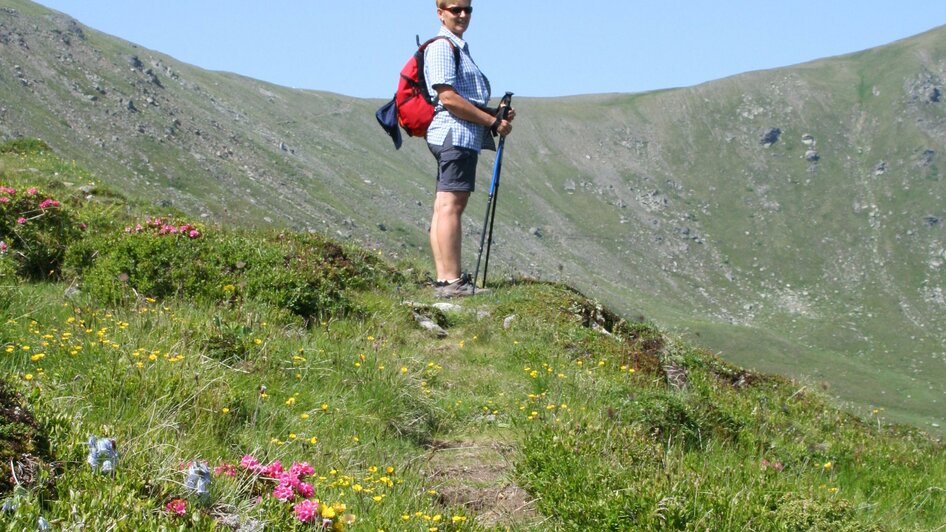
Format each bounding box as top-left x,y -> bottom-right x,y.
376,36 -> 460,150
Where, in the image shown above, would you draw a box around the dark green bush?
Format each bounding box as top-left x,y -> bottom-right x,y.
66,219 -> 390,320
0,183 -> 82,280
769,493 -> 875,531
0,252 -> 16,316
626,391 -> 705,448
0,138 -> 51,155
0,252 -> 15,283
204,314 -> 257,363
0,379 -> 55,494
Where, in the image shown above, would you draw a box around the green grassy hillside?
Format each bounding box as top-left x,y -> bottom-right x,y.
2,140 -> 944,531
0,0 -> 943,431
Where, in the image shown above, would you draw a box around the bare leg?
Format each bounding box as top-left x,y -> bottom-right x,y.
430,190 -> 470,280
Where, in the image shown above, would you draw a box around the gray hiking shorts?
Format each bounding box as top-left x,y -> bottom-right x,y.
428,133 -> 479,193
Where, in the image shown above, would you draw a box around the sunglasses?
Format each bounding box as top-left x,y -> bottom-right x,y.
443,5 -> 473,15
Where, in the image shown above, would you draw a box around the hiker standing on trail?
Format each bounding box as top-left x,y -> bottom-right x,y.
426,0 -> 515,298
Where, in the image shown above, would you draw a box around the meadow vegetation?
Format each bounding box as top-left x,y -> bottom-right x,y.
1,140 -> 944,530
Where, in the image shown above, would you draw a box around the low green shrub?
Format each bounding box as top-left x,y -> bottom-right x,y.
625,390 -> 704,448
0,138 -> 51,155
0,380 -> 56,495
0,251 -> 16,284
0,183 -> 82,280
66,219 -> 391,320
769,493 -> 877,531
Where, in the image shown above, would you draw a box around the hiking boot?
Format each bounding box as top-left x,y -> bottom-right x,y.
435,276 -> 489,298
436,277 -> 474,298
432,280 -> 449,297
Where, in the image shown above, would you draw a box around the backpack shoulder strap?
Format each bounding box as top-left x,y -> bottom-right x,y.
419,36 -> 461,74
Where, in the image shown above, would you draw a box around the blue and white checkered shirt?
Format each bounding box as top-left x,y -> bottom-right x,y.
424,26 -> 492,151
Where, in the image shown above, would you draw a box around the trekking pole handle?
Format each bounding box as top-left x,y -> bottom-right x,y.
491,92 -> 513,137
499,92 -> 514,120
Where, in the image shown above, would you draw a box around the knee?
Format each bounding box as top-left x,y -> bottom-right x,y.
435,193 -> 470,216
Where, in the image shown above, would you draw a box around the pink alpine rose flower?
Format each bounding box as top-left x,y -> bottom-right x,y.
276,471 -> 301,489
261,460 -> 284,477
213,462 -> 237,477
272,481 -> 295,502
240,455 -> 261,471
16,217 -> 27,225
0,241 -> 7,253
290,462 -> 315,478
298,482 -> 315,498
165,498 -> 187,515
293,499 -> 319,523
26,187 -> 37,196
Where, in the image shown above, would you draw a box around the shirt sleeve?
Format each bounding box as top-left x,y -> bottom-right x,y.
425,39 -> 458,89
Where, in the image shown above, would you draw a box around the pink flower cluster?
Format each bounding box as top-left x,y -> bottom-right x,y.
165,498 -> 187,516
125,217 -> 202,239
0,186 -> 15,205
240,456 -> 317,502
239,455 -> 327,524
213,462 -> 237,477
0,241 -> 7,253
760,459 -> 784,472
294,499 -> 320,524
1,186 -> 64,224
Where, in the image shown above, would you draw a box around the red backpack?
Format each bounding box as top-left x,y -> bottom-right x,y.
376,36 -> 460,149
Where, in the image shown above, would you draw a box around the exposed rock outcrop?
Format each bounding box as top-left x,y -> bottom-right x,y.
760,128 -> 781,147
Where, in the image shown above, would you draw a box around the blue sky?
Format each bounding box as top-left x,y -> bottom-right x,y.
34,1 -> 946,99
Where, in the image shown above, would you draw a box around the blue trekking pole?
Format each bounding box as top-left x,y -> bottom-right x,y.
473,92 -> 513,292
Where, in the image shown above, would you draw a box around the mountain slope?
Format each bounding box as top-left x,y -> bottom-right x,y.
1,0 -> 944,430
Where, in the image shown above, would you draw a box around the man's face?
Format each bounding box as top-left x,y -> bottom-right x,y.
438,1 -> 472,36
